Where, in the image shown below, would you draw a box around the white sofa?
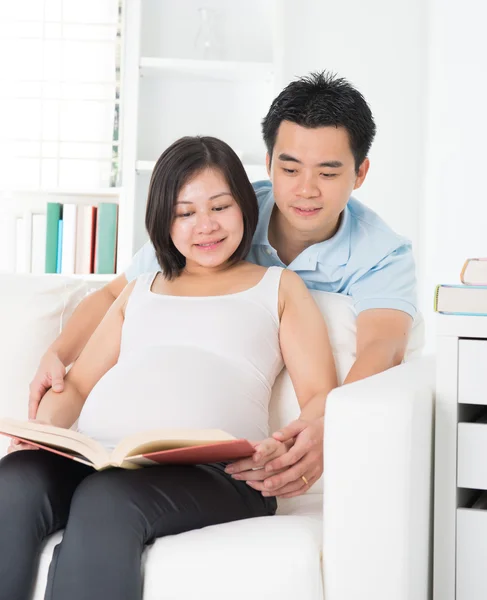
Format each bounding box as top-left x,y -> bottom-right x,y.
0,273 -> 435,600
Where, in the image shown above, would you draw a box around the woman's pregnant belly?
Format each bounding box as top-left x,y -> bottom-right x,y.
78,346 -> 271,450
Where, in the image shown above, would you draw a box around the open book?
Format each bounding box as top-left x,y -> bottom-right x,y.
0,418 -> 255,471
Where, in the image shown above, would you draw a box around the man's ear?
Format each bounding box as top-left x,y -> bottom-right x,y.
353,158 -> 370,190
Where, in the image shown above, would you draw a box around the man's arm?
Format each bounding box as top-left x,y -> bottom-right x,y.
229,245 -> 417,497
249,309 -> 412,497
343,308 -> 412,385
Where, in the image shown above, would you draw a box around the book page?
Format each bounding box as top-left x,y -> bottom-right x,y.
0,418 -> 108,467
111,427 -> 236,464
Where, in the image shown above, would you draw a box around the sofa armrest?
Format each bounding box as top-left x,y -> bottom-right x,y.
322,356 -> 435,600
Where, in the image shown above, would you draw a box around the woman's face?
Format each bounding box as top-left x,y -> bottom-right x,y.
170,168 -> 245,271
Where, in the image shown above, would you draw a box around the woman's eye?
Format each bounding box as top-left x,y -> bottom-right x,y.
212,205 -> 229,212
176,212 -> 193,218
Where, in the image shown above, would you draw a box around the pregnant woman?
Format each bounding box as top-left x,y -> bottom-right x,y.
0,136 -> 337,600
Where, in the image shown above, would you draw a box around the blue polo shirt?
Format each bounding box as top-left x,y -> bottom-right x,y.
125,180 -> 417,318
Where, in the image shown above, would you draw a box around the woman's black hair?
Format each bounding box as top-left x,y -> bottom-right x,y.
145,136 -> 259,279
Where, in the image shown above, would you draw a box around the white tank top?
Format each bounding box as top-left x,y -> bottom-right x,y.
78,267 -> 285,450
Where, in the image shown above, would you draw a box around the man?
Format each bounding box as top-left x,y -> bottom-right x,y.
29,71 -> 416,499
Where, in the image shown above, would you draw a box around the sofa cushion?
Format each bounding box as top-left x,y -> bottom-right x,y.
31,512 -> 324,600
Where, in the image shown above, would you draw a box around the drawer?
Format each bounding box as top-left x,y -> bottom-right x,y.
458,423 -> 487,489
459,339 -> 487,405
457,508 -> 487,600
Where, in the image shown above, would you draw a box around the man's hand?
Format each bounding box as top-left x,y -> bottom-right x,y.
226,418 -> 324,499
224,437 -> 289,480
28,350 -> 66,419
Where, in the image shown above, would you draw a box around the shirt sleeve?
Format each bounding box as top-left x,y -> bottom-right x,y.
350,244 -> 417,318
124,241 -> 159,283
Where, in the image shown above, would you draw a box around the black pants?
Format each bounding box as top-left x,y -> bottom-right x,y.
0,449 -> 276,600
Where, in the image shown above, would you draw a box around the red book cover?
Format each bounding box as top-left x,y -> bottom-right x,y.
90,206 -> 98,274
132,439 -> 255,466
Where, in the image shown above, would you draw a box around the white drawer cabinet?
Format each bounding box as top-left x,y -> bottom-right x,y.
458,340 -> 487,405
434,317 -> 487,600
458,423 -> 487,490
457,509 -> 487,600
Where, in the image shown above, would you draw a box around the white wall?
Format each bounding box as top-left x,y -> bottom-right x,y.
279,0 -> 487,346
422,0 -> 487,345
279,0 -> 428,305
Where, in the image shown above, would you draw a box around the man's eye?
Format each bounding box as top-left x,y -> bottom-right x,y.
320,173 -> 337,178
283,168 -> 297,174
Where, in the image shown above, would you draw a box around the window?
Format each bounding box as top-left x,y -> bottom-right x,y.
0,0 -> 121,192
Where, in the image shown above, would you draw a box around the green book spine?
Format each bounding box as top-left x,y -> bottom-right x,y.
95,203 -> 118,274
45,203 -> 62,274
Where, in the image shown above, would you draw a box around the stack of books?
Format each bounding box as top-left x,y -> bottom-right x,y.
435,259 -> 487,316
45,202 -> 118,275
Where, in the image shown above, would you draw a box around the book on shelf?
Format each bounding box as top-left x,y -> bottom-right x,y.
461,258 -> 487,286
75,206 -> 96,274
0,418 -> 255,471
95,203 -> 118,274
56,219 -> 63,273
31,214 -> 47,275
43,202 -> 116,276
0,214 -> 16,273
45,202 -> 62,274
434,284 -> 487,315
22,211 -> 32,273
15,216 -> 26,273
61,203 -> 77,275
90,206 -> 98,274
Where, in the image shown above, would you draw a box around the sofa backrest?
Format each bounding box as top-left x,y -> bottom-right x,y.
0,274 -> 424,493
0,274 -> 97,455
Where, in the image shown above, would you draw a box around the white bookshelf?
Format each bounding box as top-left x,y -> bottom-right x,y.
0,188 -> 122,276
2,2 -> 283,277
139,57 -> 274,82
135,160 -> 268,183
118,0 -> 282,268
70,274 -> 117,281
1,188 -> 122,213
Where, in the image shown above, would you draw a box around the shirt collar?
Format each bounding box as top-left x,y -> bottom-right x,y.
253,189 -> 353,269
316,202 -> 352,266
253,188 -> 275,246
288,206 -> 351,271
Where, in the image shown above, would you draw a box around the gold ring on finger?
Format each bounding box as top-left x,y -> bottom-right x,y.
301,475 -> 309,486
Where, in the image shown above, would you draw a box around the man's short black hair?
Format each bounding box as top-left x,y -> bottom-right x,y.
145,136 -> 259,279
262,71 -> 376,172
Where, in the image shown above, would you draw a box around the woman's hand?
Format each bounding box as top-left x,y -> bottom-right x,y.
224,437 -> 291,482
28,349 -> 66,419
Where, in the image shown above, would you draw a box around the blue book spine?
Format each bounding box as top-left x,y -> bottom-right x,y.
56,220 -> 63,273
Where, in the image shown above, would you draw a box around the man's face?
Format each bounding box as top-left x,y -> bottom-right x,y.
267,121 -> 369,239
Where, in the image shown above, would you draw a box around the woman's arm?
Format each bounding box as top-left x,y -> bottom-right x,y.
278,269 -> 338,417
36,281 -> 136,428
225,271 -> 338,492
